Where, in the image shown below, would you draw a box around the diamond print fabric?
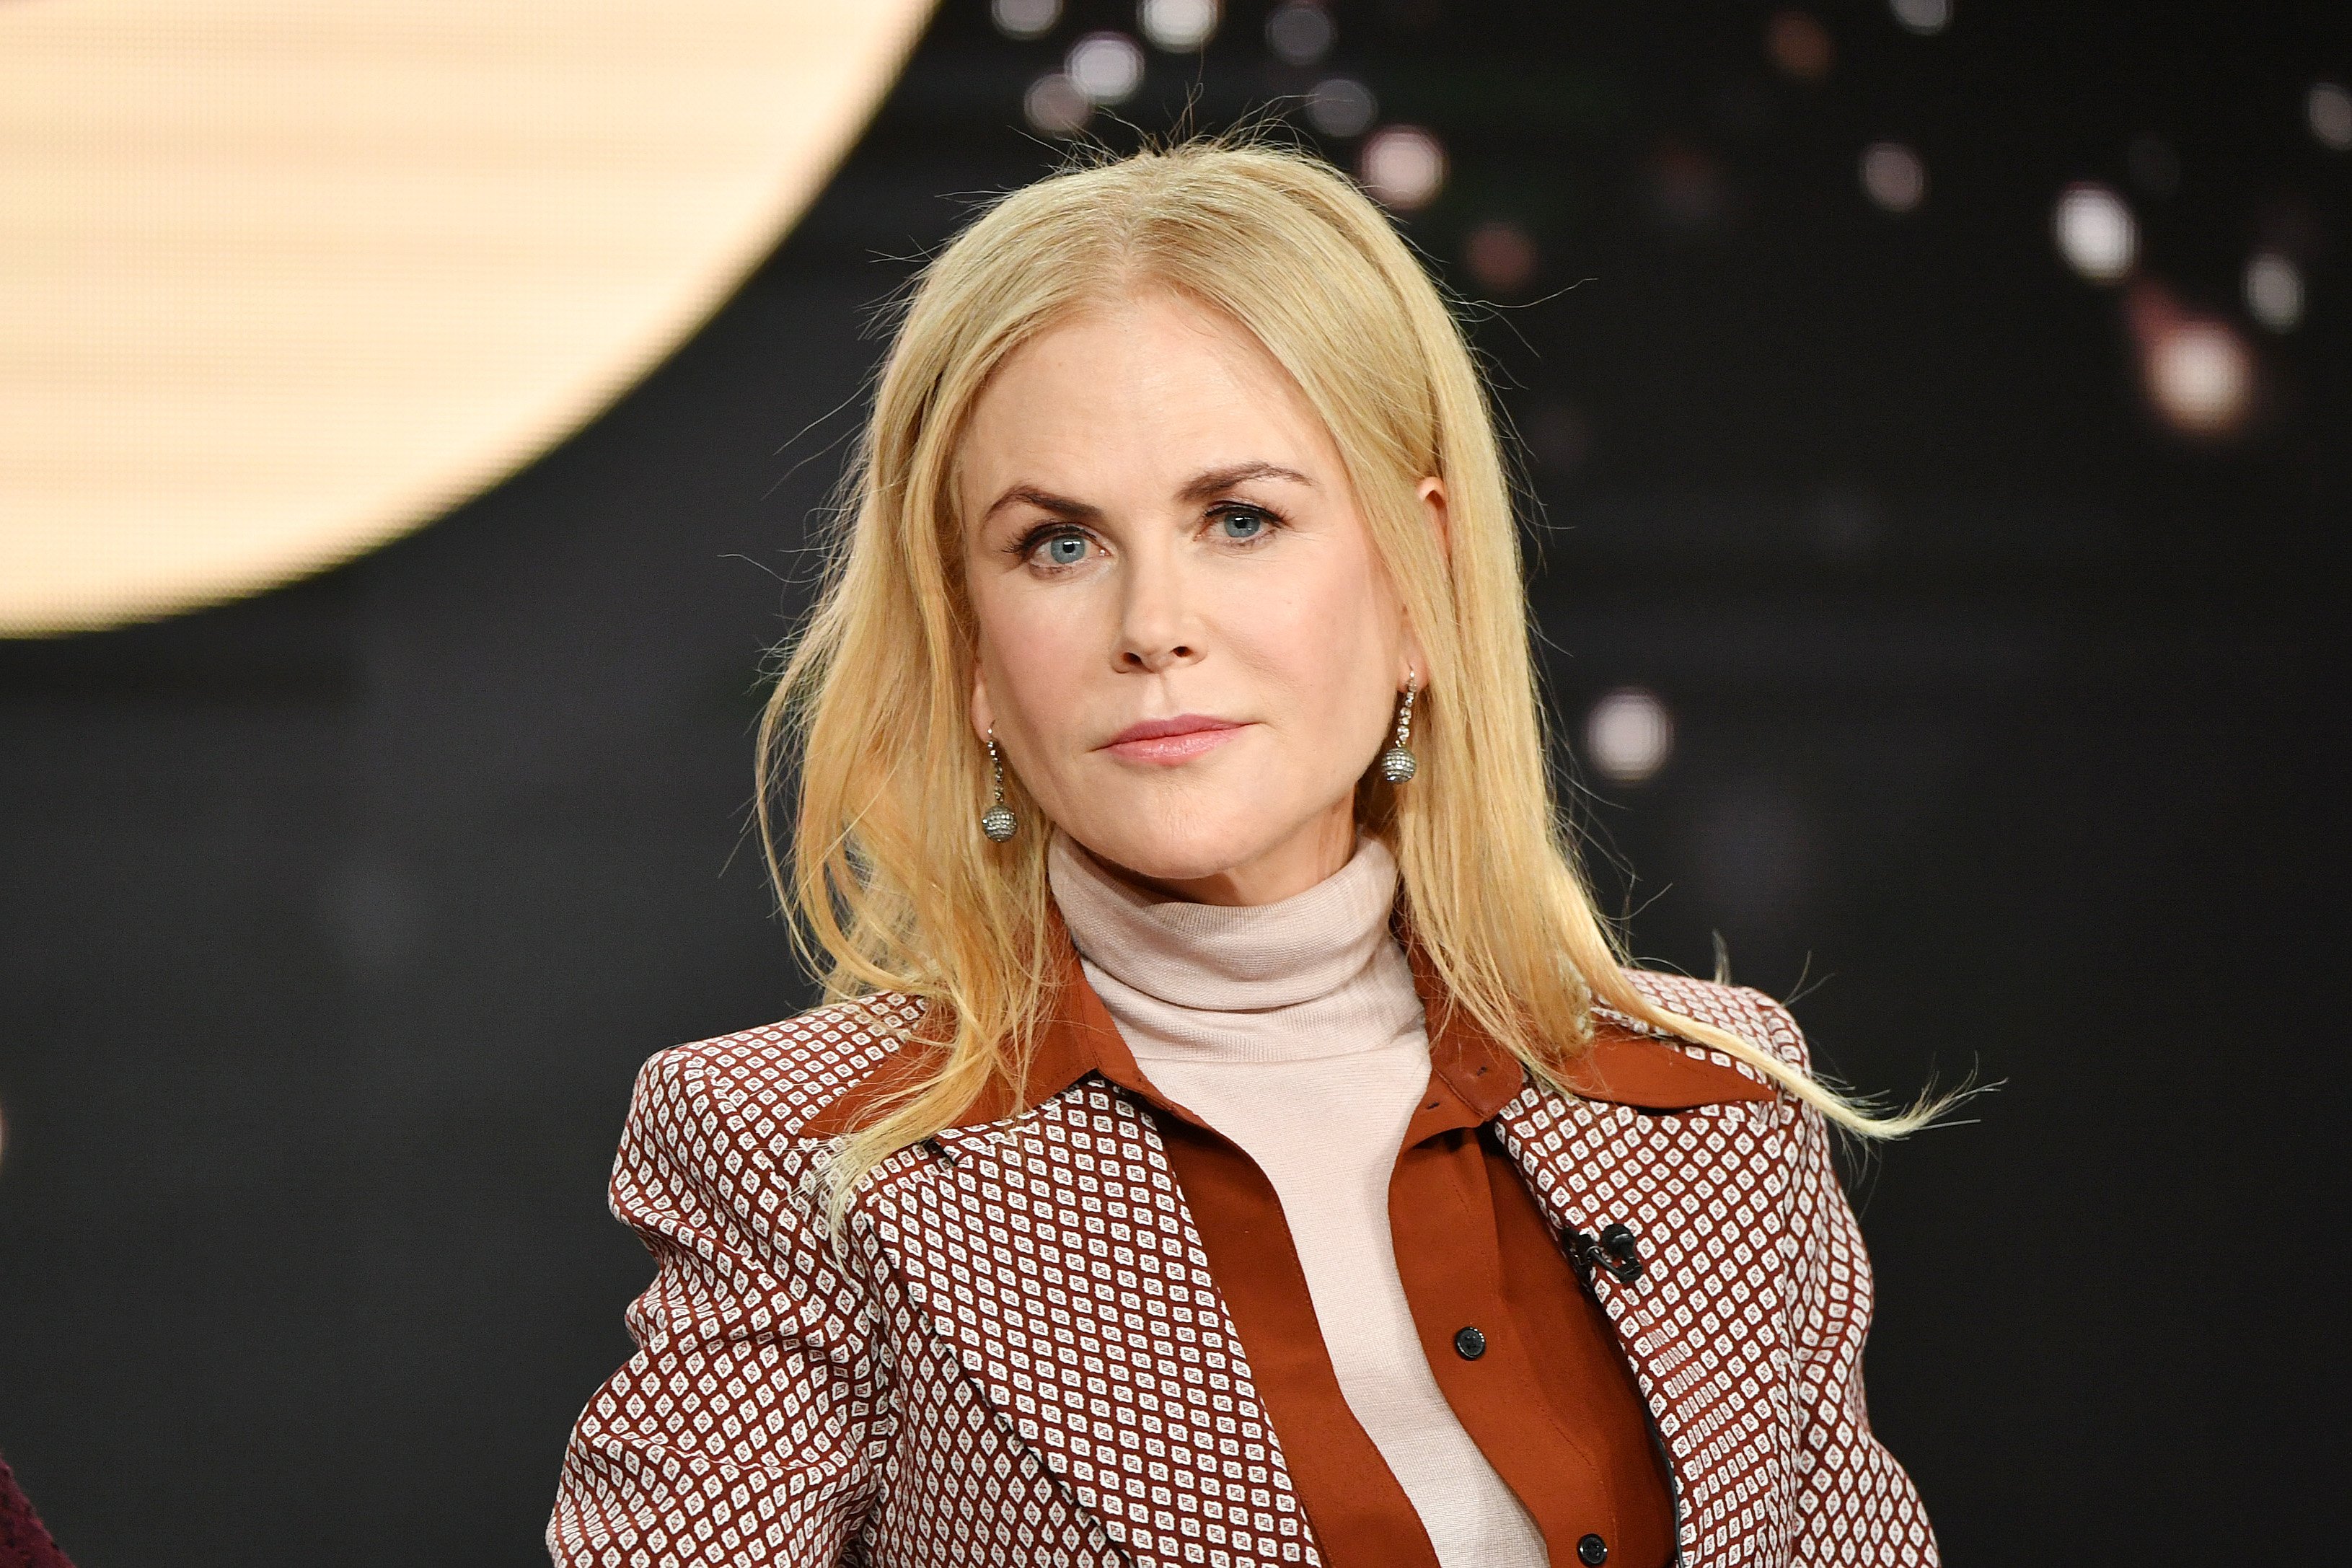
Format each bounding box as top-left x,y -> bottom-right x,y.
874,1085 -> 1316,1567
1496,974 -> 1937,1567
550,973 -> 1934,1567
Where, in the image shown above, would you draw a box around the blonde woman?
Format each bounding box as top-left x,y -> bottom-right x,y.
550,140 -> 1938,1568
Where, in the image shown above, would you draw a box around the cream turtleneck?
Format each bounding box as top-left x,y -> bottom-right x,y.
1044,827 -> 1546,1568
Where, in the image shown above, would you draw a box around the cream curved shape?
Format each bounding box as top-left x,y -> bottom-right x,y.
0,0 -> 935,637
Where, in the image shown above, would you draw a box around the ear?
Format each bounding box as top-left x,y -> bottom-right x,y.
1401,476 -> 1448,691
1415,475 -> 1451,560
969,660 -> 995,744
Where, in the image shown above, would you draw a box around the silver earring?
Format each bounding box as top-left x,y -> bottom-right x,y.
1378,673 -> 1419,783
979,728 -> 1019,842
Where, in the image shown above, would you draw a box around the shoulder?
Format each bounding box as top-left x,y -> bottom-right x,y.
632,990 -> 935,1140
1606,968 -> 1815,1080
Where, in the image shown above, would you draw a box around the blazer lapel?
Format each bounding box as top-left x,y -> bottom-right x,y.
1493,1080 -> 1800,1568
863,1079 -> 1320,1568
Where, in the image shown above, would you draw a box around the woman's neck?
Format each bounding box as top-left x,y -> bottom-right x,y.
1045,824 -> 1422,1064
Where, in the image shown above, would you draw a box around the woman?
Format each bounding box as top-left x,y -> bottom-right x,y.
550,140 -> 1939,1568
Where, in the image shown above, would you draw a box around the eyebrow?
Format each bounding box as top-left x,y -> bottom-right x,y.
1176,461 -> 1315,503
982,485 -> 1102,525
981,461 -> 1314,524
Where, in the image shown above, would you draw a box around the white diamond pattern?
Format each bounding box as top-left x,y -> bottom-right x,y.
1494,972 -> 1938,1567
549,974 -> 1935,1567
873,1085 -> 1316,1568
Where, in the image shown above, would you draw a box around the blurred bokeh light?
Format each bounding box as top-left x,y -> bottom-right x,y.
2054,182 -> 2138,283
1026,70 -> 1093,134
1890,0 -> 1952,38
1586,687 -> 1675,785
1861,141 -> 1928,213
1360,125 -> 1447,212
2128,283 -> 2256,439
2309,81 -> 2352,151
1067,30 -> 1145,104
992,0 -> 1060,43
1266,1 -> 1335,68
1306,77 -> 1379,140
1463,220 -> 1539,294
1139,0 -> 1220,54
2245,252 -> 2305,332
1766,9 -> 1835,84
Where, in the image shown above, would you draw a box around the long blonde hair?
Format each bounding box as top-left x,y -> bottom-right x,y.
760,136 -> 1929,1204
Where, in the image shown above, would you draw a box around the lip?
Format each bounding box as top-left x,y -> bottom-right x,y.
1101,713 -> 1246,764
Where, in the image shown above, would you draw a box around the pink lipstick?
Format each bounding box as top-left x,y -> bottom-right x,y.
1102,714 -> 1244,764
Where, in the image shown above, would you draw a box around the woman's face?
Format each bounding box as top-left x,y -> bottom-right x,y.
959,291 -> 1438,906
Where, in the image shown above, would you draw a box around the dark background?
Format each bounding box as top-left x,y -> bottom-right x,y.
3,1 -> 2344,1562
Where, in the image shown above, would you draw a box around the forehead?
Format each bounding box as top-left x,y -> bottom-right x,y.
956,293 -> 1341,503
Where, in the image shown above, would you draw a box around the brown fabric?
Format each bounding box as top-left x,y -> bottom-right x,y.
809,902 -> 1774,1140
1387,1074 -> 1678,1568
1398,928 -> 1777,1115
810,901 -> 1770,1567
1353,938 -> 1680,1568
1485,1136 -> 1679,1562
1147,1114 -> 1436,1565
1149,1056 -> 1683,1568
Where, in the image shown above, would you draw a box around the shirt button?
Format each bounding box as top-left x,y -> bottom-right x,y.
1577,1533 -> 1609,1565
1452,1326 -> 1487,1360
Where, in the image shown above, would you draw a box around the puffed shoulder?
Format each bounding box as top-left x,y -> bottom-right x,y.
1609,967 -> 1816,1086
635,990 -> 935,1141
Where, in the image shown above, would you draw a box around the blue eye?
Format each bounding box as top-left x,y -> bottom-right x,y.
1041,533 -> 1088,565
1217,508 -> 1268,540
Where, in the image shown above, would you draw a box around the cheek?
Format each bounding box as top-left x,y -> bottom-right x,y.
1232,550 -> 1392,682
972,576 -> 1097,731
1220,550 -> 1395,714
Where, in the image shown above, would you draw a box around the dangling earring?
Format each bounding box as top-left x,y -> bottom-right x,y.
979,727 -> 1019,842
1378,672 -> 1419,783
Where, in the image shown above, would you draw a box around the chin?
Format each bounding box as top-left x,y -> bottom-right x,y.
1058,798 -> 1290,886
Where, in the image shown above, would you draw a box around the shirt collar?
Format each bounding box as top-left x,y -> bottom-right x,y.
809,892 -> 1773,1138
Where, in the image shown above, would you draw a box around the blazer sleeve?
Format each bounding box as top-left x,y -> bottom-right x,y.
1756,994 -> 1940,1567
549,1047 -> 890,1567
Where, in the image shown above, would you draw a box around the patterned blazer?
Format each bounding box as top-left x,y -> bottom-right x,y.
549,965 -> 1937,1567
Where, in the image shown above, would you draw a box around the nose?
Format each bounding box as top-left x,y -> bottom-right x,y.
1113,550 -> 1201,674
